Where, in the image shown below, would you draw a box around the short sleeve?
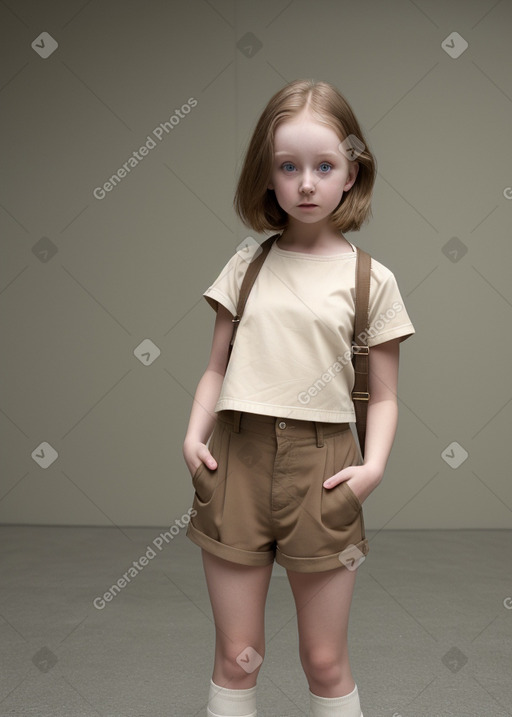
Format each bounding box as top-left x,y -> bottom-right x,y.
365,261 -> 415,346
202,245 -> 255,316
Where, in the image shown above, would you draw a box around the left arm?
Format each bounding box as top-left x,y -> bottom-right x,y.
323,337 -> 400,503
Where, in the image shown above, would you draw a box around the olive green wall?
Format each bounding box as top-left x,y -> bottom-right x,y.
2,0 -> 511,528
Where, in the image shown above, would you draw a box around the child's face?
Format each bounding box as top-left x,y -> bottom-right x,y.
267,112 -> 359,228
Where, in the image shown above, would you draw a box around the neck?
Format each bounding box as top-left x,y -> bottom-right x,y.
279,220 -> 347,250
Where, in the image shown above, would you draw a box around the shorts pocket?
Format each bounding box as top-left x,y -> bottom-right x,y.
321,481 -> 361,531
320,429 -> 362,531
191,423 -> 220,504
341,481 -> 362,512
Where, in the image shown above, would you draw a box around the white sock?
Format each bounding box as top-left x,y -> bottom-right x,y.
207,678 -> 257,717
309,683 -> 363,716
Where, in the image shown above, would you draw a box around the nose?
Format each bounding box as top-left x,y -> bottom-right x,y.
300,168 -> 315,194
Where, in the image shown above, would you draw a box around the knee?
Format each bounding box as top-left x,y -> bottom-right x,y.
216,643 -> 265,685
300,646 -> 346,687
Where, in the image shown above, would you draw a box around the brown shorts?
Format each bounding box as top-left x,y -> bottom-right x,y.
185,410 -> 369,573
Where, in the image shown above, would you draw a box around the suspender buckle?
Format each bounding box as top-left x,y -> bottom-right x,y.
352,344 -> 369,355
352,391 -> 370,401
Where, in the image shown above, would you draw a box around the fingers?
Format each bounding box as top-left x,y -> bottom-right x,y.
187,443 -> 217,477
323,466 -> 356,489
194,442 -> 215,468
206,453 -> 217,469
199,447 -> 217,470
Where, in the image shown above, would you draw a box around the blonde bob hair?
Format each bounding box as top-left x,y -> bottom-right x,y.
233,79 -> 377,234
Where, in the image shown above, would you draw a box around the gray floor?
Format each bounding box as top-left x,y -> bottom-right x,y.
0,527 -> 511,717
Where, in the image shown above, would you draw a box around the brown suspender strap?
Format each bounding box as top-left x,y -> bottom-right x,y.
352,247 -> 372,460
227,234 -> 279,363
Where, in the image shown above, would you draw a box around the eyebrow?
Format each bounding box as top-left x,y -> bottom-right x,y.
274,150 -> 340,157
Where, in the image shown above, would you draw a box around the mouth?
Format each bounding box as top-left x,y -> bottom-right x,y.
298,203 -> 317,207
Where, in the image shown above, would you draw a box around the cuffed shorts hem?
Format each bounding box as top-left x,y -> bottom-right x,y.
275,538 -> 370,573
186,522 -> 370,574
186,521 -> 274,567
186,523 -> 370,573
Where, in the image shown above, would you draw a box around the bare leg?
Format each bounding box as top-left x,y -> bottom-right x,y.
286,565 -> 359,697
201,549 -> 273,690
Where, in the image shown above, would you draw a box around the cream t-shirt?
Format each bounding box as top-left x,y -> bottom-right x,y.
203,236 -> 415,422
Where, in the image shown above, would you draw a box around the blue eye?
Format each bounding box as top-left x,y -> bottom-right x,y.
280,161 -> 332,173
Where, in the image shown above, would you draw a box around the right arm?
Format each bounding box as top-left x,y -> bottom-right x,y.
182,303 -> 234,477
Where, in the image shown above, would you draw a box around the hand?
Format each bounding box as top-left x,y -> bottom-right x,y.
323,463 -> 383,505
183,440 -> 218,478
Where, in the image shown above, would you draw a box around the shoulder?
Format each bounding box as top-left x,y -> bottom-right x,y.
352,247 -> 399,286
368,255 -> 397,284
212,243 -> 254,279
353,250 -> 409,307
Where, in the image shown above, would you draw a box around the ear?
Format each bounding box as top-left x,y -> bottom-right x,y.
344,161 -> 359,191
267,181 -> 274,190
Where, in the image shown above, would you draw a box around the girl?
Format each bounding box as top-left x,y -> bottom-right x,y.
183,79 -> 415,717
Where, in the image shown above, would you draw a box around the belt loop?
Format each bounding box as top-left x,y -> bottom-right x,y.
315,421 -> 324,448
232,410 -> 242,433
